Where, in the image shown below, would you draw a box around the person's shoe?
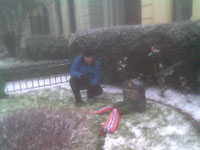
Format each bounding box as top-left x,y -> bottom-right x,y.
87,98 -> 94,103
76,100 -> 85,106
87,96 -> 100,104
74,95 -> 83,105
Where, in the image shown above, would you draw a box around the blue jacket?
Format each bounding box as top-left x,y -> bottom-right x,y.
69,56 -> 101,86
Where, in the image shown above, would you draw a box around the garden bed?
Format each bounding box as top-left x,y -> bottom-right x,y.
0,86 -> 199,150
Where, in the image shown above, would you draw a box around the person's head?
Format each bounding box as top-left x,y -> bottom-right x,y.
83,50 -> 95,64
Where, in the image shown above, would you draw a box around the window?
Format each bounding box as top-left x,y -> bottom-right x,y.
124,0 -> 141,25
173,0 -> 193,21
30,4 -> 50,36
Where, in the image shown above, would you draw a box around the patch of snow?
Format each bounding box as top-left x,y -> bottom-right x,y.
102,85 -> 122,94
158,125 -> 189,136
104,136 -> 126,150
104,101 -> 200,150
146,88 -> 200,122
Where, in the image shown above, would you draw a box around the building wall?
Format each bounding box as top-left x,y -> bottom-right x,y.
88,0 -> 125,28
111,0 -> 125,26
141,0 -> 153,24
141,0 -> 173,24
47,1 -> 61,36
142,0 -> 200,25
22,0 -> 138,47
21,0 -> 70,49
22,0 -> 61,37
25,0 -> 61,37
21,0 -> 200,49
73,0 -> 89,31
192,0 -> 200,20
87,0 -> 104,29
103,0 -> 114,27
152,0 -> 173,24
74,0 -> 126,31
60,0 -> 71,38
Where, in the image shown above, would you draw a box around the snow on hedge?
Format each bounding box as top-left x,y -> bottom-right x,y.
69,21 -> 200,91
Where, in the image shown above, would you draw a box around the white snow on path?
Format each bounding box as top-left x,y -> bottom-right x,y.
146,88 -> 200,122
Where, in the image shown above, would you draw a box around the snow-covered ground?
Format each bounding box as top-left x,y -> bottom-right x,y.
104,101 -> 200,150
146,88 -> 200,122
105,85 -> 200,124
1,77 -> 200,150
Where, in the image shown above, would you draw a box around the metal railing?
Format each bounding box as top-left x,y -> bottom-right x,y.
5,74 -> 69,93
0,60 -> 71,93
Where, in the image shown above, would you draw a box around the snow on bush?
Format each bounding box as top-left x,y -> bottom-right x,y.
69,21 -> 200,91
0,108 -> 103,150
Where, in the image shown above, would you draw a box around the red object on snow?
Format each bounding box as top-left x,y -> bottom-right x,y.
92,106 -> 114,114
102,108 -> 119,133
92,106 -> 119,134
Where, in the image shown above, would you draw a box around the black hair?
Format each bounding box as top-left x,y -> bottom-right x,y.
83,50 -> 95,57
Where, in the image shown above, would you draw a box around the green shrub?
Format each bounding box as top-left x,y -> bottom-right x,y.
69,21 -> 200,91
26,37 -> 69,60
0,75 -> 5,98
2,31 -> 17,57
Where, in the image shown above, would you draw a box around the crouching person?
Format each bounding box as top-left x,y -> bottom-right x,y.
69,50 -> 103,104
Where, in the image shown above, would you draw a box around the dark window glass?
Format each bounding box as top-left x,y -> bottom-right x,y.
173,0 -> 193,21
125,0 -> 141,25
30,4 -> 50,36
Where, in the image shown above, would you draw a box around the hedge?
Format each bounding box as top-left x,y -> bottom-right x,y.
2,31 -> 17,57
68,21 -> 200,91
0,75 -> 5,98
26,36 -> 69,60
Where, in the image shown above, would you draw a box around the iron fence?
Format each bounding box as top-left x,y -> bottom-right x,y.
5,74 -> 70,93
0,60 -> 71,93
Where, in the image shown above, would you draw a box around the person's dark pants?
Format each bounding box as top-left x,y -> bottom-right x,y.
69,77 -> 103,103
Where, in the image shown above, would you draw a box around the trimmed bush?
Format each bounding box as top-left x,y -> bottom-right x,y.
26,37 -> 69,60
69,21 -> 200,91
2,31 -> 17,57
0,108 -> 103,150
0,75 -> 5,98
